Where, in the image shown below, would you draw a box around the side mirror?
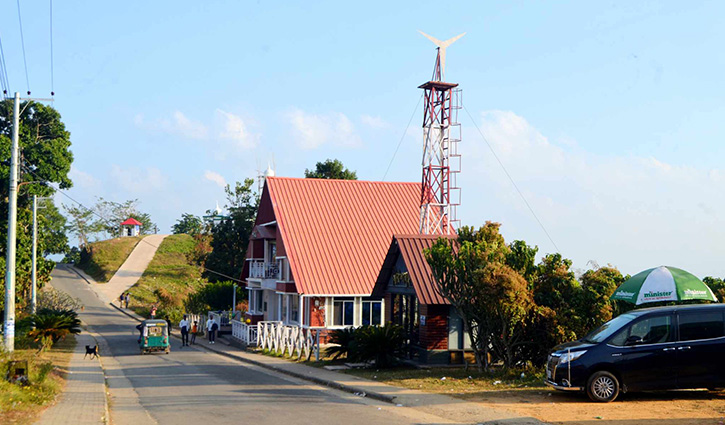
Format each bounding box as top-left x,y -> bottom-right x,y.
625,335 -> 643,346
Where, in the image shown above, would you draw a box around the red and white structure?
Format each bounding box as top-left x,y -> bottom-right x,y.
418,32 -> 464,235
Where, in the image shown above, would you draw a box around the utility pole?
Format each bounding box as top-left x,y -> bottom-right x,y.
4,92 -> 20,352
232,283 -> 237,317
31,195 -> 38,314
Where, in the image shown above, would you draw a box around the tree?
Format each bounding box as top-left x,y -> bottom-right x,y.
304,159 -> 357,180
172,213 -> 204,235
93,198 -> 156,236
203,179 -> 259,282
63,204 -> 100,247
427,222 -> 536,370
0,99 -> 73,312
703,277 -> 725,303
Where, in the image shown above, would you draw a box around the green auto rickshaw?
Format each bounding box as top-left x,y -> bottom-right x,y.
136,319 -> 170,354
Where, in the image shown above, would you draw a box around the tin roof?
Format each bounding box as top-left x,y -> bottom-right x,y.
374,234 -> 457,305
266,177 -> 422,296
121,217 -> 142,226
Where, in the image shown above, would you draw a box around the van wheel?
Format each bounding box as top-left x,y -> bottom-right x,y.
587,371 -> 620,402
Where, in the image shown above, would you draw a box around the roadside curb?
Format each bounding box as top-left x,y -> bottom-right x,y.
65,264 -> 95,285
82,325 -> 112,425
107,302 -> 396,404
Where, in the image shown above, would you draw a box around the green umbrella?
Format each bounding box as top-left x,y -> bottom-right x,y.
611,266 -> 718,305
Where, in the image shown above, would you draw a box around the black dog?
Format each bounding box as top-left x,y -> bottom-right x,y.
84,345 -> 99,359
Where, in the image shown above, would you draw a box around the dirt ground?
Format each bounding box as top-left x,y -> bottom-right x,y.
464,388 -> 725,425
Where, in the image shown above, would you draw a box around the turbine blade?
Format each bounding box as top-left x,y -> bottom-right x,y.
418,30 -> 443,47
440,32 -> 466,48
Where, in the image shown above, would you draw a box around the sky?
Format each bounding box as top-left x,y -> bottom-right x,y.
1,1 -> 724,278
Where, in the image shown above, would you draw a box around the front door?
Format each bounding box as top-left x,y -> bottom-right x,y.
675,310 -> 725,389
610,314 -> 677,391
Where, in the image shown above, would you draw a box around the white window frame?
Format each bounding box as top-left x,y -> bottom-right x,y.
361,300 -> 383,326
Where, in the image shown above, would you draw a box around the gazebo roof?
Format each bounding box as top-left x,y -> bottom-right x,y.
121,217 -> 143,226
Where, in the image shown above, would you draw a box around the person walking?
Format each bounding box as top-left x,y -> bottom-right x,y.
150,304 -> 157,319
119,293 -> 125,306
179,315 -> 190,347
190,321 -> 198,345
124,293 -> 130,309
206,315 -> 217,344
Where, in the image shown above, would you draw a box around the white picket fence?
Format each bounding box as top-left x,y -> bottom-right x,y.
230,320 -> 321,360
231,319 -> 259,346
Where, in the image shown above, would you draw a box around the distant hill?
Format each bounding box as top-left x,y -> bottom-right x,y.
76,237 -> 142,282
126,234 -> 206,321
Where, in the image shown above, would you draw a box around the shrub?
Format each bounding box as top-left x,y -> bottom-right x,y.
324,327 -> 358,360
356,324 -> 404,368
27,310 -> 81,352
37,287 -> 83,312
184,281 -> 244,313
324,324 -> 404,368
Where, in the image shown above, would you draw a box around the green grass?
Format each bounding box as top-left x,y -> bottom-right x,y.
0,335 -> 76,425
127,234 -> 206,321
76,237 -> 142,282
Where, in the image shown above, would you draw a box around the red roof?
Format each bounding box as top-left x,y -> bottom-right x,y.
374,234 -> 457,305
266,177 -> 423,296
121,218 -> 142,226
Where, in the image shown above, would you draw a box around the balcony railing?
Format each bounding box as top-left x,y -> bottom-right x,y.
249,260 -> 280,279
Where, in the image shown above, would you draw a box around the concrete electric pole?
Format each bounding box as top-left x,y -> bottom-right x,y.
4,92 -> 20,352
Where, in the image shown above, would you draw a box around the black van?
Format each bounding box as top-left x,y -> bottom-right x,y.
545,303 -> 725,402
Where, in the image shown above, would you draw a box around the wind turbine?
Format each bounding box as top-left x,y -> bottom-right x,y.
418,31 -> 466,81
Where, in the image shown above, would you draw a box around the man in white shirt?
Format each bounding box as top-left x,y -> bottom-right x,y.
206,315 -> 217,344
179,315 -> 190,347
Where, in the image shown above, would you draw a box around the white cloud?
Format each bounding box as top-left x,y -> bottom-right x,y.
69,166 -> 100,190
204,170 -> 227,188
288,109 -> 361,149
463,110 -> 725,277
360,114 -> 389,129
110,165 -> 167,193
135,111 -> 208,140
215,109 -> 258,150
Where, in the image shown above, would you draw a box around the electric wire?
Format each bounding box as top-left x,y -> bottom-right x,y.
20,164 -> 246,283
382,93 -> 423,181
49,0 -> 54,96
0,32 -> 10,97
463,104 -> 561,252
16,0 -> 31,94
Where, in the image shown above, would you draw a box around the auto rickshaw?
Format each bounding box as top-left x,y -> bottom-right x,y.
136,319 -> 170,354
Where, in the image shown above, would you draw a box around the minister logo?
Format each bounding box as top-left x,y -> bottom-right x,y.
615,291 -> 635,298
684,289 -> 707,296
643,291 -> 673,299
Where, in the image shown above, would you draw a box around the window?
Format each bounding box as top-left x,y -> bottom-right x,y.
679,311 -> 725,341
609,315 -> 673,346
362,300 -> 382,326
250,290 -> 264,314
290,295 -> 299,323
333,298 -> 354,326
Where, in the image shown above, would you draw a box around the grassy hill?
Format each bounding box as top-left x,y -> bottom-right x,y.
126,234 -> 206,320
76,237 -> 142,282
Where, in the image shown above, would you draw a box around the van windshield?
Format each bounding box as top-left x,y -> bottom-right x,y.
582,313 -> 637,343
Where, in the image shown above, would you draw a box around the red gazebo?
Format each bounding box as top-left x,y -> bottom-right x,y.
121,217 -> 142,237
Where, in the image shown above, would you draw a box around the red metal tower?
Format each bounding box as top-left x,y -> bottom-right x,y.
418,32 -> 463,235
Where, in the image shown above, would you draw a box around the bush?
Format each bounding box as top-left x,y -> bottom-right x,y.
324,324 -> 404,368
184,281 -> 244,313
356,324 -> 404,368
37,287 -> 83,312
27,310 -> 81,352
325,327 -> 358,360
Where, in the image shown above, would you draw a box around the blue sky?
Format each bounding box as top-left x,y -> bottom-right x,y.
2,1 -> 724,277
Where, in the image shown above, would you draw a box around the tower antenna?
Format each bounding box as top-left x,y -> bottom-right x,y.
418,31 -> 464,235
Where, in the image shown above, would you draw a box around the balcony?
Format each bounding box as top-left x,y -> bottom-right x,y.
249,260 -> 280,280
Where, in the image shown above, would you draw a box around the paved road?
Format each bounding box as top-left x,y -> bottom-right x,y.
50,265 -> 465,425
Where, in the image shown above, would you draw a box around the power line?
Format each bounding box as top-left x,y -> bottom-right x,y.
462,105 -> 561,253
0,31 -> 10,97
16,0 -> 31,95
382,93 -> 423,181
49,0 -> 54,97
